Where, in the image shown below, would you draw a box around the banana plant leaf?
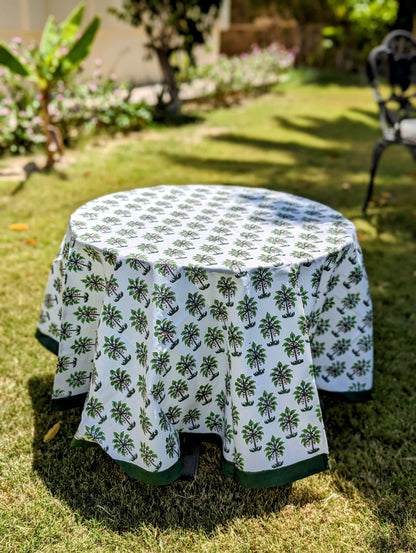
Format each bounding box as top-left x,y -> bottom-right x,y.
0,44 -> 31,76
60,3 -> 85,44
54,16 -> 100,79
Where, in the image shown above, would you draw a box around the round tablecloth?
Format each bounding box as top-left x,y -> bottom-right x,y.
37,185 -> 373,488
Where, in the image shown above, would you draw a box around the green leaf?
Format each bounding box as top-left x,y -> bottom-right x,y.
39,15 -> 59,59
0,44 -> 31,76
54,16 -> 100,79
60,2 -> 85,44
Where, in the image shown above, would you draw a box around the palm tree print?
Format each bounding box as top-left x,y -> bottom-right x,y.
205,412 -> 223,433
327,338 -> 351,360
185,266 -> 209,290
347,359 -> 371,380
352,335 -> 372,356
195,383 -> 213,405
110,368 -> 135,397
139,407 -> 158,439
323,361 -> 346,381
209,299 -> 228,329
337,293 -> 360,314
82,273 -> 105,292
283,332 -> 305,365
155,319 -> 179,350
245,342 -> 266,376
343,266 -> 363,288
242,420 -> 263,452
151,381 -> 165,403
165,405 -> 182,426
278,406 -> 299,438
130,308 -> 149,338
251,267 -> 273,298
183,408 -> 201,430
271,362 -> 293,394
259,312 -> 281,346
127,277 -> 150,307
204,327 -> 225,354
152,284 -> 179,316
135,342 -> 148,367
294,381 -> 314,411
139,442 -> 162,470
216,390 -> 228,412
311,266 -> 323,297
71,337 -> 94,355
151,351 -> 171,376
257,391 -> 277,423
232,449 -> 244,470
186,292 -> 207,321
113,431 -> 135,459
265,436 -> 285,467
235,374 -> 256,406
105,275 -> 123,301
200,355 -> 219,380
62,287 -> 88,306
275,285 -> 296,318
300,424 -> 321,454
237,295 -> 258,329
181,322 -> 201,351
111,400 -> 135,430
165,435 -> 180,458
103,336 -> 132,365
85,397 -> 106,423
85,425 -> 105,444
168,379 -> 189,402
176,354 -> 197,380
74,305 -> 99,324
126,253 -> 150,275
227,322 -> 244,356
217,276 -> 237,306
102,304 -> 128,333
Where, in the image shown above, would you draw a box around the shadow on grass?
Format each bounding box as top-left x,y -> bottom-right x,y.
29,375 -> 297,533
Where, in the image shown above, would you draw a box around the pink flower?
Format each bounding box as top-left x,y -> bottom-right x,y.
109,73 -> 117,81
93,69 -> 101,77
0,68 -> 4,77
94,58 -> 102,66
12,36 -> 22,44
1,107 -> 9,116
89,82 -> 98,92
56,94 -> 64,101
59,47 -> 69,56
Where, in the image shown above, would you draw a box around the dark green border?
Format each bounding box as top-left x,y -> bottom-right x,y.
35,328 -> 59,355
71,438 -> 184,485
51,393 -> 88,411
321,389 -> 373,403
222,453 -> 331,489
71,436 -> 330,488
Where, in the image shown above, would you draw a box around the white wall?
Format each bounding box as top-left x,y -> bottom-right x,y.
0,0 -> 230,84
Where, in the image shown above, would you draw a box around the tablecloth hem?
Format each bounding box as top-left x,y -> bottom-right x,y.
221,453 -> 331,489
51,393 -> 88,411
320,389 -> 373,403
70,437 -> 185,485
35,328 -> 59,355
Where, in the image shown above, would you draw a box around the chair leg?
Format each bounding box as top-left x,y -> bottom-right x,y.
363,139 -> 388,213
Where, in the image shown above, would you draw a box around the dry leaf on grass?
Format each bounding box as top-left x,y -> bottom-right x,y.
9,223 -> 29,231
43,421 -> 62,442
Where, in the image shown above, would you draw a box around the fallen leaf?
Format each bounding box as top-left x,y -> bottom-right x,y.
43,421 -> 62,442
341,182 -> 351,190
25,238 -> 38,246
357,232 -> 366,241
9,223 -> 29,231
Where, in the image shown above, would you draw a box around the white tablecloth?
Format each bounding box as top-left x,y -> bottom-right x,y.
37,185 -> 373,487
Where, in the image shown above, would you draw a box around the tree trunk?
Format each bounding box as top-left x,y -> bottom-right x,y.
40,88 -> 55,169
154,48 -> 180,114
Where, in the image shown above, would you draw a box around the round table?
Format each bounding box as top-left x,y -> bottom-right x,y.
37,185 -> 373,488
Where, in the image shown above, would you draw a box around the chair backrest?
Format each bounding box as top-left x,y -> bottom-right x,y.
367,30 -> 416,126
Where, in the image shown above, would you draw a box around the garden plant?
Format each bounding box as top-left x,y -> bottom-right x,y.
0,2 -> 100,168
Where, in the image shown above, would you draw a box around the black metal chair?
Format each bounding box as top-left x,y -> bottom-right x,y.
363,30 -> 416,213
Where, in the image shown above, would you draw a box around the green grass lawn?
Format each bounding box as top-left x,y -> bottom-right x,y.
1,70 -> 415,553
